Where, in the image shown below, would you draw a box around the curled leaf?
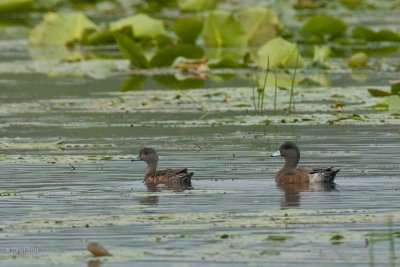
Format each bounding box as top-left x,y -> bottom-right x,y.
347,52 -> 369,68
87,242 -> 112,257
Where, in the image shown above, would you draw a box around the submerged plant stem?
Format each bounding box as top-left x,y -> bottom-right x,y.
288,53 -> 299,113
274,70 -> 278,115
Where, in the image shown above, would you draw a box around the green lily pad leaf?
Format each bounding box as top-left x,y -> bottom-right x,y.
29,12 -> 98,45
390,81 -> 400,95
368,88 -> 391,97
154,74 -> 204,89
388,95 -> 400,112
0,0 -> 32,13
120,75 -> 146,91
313,45 -> 331,64
114,33 -> 149,68
85,29 -> 116,45
256,37 -> 304,68
174,17 -> 203,44
150,44 -> 204,67
300,15 -> 347,38
178,0 -> 218,12
110,14 -> 167,39
347,52 -> 369,68
368,102 -> 388,110
352,25 -> 400,42
330,234 -> 344,244
266,235 -> 290,241
202,10 -> 247,47
209,58 -> 241,68
237,7 -> 281,46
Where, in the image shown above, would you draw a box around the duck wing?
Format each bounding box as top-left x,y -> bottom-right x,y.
308,166 -> 340,183
310,166 -> 339,174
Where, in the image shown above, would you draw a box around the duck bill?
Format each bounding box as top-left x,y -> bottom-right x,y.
270,150 -> 281,157
131,156 -> 142,162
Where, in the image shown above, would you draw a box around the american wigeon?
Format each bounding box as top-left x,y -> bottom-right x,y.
271,141 -> 340,184
132,147 -> 193,186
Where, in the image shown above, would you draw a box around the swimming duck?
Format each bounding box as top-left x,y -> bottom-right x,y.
132,147 -> 193,186
271,141 -> 339,184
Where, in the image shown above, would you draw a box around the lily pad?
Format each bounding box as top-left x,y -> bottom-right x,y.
266,235 -> 290,241
0,0 -> 32,13
368,88 -> 391,97
114,33 -> 149,68
174,17 -> 203,44
29,12 -> 98,45
150,44 -> 204,67
110,14 -> 167,39
347,52 -> 369,68
330,234 -> 345,244
300,15 -> 347,38
352,25 -> 400,42
256,37 -> 304,68
202,10 -> 247,47
178,0 -> 218,12
390,81 -> 400,95
237,7 -> 281,46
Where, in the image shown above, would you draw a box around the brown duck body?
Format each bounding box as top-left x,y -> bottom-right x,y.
275,166 -> 339,185
272,141 -> 339,185
134,147 -> 193,187
145,168 -> 193,185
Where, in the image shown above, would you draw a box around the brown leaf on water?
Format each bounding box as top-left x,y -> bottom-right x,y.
87,242 -> 112,257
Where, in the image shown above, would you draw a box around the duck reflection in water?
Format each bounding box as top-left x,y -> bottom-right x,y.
278,183 -> 336,208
